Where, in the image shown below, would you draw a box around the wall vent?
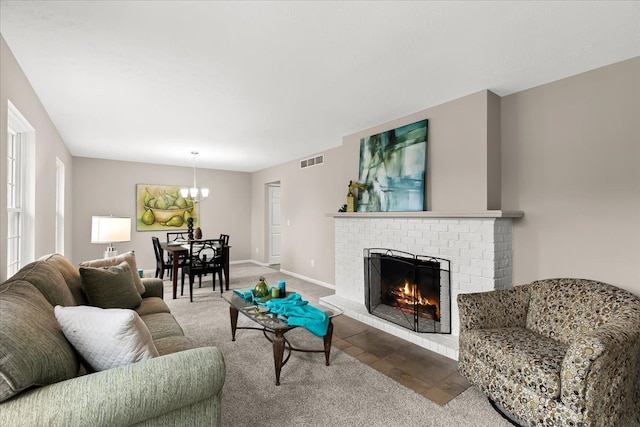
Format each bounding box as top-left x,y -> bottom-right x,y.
300,154 -> 324,169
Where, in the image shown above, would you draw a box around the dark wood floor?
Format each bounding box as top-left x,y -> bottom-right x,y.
331,315 -> 470,406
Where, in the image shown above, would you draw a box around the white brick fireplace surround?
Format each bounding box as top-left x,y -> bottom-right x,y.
320,211 -> 523,361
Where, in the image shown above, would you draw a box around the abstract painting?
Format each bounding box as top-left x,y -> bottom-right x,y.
136,184 -> 199,231
357,119 -> 427,212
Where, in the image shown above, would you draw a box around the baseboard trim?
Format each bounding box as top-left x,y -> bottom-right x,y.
231,259 -> 266,266
279,269 -> 335,290
239,260 -> 336,290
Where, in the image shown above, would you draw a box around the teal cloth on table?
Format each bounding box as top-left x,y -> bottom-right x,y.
265,293 -> 329,337
233,288 -> 255,301
233,287 -> 273,304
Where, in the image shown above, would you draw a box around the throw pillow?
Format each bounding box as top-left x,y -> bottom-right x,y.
54,305 -> 159,372
80,261 -> 142,309
0,281 -> 80,402
79,251 -> 145,294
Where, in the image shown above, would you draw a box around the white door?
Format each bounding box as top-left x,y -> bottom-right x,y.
268,184 -> 281,265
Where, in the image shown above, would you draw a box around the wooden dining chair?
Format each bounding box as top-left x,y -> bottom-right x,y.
181,239 -> 224,302
151,236 -> 172,279
219,234 -> 230,246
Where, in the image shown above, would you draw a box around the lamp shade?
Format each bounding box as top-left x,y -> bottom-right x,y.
91,216 -> 131,243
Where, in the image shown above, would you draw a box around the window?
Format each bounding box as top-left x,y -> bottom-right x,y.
7,101 -> 34,278
56,158 -> 65,255
7,131 -> 22,276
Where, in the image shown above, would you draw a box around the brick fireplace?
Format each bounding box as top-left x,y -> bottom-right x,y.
320,211 -> 523,360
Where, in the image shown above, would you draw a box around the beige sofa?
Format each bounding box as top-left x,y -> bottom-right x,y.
0,253 -> 225,426
457,278 -> 640,427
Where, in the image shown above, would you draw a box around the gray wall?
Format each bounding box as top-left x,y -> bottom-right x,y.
72,157 -> 252,272
0,35 -> 74,280
342,90 -> 500,212
250,146 -> 344,284
502,57 -> 640,294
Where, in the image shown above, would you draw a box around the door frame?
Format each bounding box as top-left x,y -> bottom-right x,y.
267,182 -> 281,265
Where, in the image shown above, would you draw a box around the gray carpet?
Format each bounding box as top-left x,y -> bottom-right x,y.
164,263 -> 511,427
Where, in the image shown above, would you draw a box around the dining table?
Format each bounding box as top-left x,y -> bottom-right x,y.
160,240 -> 231,299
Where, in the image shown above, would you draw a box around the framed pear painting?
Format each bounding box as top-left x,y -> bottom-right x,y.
136,184 -> 199,231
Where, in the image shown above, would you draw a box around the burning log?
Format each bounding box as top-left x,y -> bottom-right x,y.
385,282 -> 440,321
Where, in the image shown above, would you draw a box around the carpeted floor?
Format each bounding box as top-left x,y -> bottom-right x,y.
165,263 -> 511,427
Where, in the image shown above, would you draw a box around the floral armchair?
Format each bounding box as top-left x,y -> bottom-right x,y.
457,278 -> 640,427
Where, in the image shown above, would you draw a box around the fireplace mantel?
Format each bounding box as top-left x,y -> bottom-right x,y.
328,210 -> 524,219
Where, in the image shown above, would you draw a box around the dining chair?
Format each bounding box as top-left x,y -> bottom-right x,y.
151,236 -> 172,279
181,239 -> 224,302
219,234 -> 230,246
166,232 -> 191,272
166,231 -> 190,242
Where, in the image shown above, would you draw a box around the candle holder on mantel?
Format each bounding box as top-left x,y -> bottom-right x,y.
346,181 -> 366,212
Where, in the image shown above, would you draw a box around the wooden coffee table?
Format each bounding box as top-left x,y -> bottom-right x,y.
222,293 -> 341,385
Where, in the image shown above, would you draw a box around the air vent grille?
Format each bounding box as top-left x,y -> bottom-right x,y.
300,154 -> 324,169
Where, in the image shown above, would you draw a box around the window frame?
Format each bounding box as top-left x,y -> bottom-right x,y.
55,157 -> 65,255
7,129 -> 23,276
7,101 -> 35,278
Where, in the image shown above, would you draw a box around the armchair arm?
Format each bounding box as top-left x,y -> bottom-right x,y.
0,347 -> 225,426
561,316 -> 640,422
457,285 -> 530,331
141,277 -> 164,299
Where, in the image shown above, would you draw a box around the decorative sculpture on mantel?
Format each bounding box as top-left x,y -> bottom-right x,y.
346,180 -> 366,212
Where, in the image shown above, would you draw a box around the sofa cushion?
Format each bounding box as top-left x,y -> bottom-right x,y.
0,280 -> 80,402
461,327 -> 567,399
79,251 -> 145,294
4,259 -> 76,307
140,312 -> 186,340
80,262 -> 142,309
135,296 -> 171,317
39,253 -> 86,305
54,305 -> 159,371
153,335 -> 194,356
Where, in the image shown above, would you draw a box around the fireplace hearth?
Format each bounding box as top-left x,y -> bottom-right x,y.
364,248 -> 451,334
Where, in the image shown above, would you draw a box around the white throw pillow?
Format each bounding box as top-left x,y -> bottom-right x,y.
54,305 -> 159,371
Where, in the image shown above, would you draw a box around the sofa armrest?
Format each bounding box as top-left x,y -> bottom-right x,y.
141,277 -> 164,299
0,347 -> 225,426
561,317 -> 640,420
457,285 -> 530,331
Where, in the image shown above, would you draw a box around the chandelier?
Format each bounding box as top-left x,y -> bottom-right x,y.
180,151 -> 209,202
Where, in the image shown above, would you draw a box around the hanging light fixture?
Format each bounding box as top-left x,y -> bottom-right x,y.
180,151 -> 209,202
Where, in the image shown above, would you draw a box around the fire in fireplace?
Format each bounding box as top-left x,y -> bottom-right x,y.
364,248 -> 451,334
386,281 -> 439,321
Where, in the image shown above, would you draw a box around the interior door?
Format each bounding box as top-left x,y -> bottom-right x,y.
268,184 -> 281,265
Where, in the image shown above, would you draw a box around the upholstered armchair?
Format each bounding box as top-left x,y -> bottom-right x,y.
457,278 -> 640,427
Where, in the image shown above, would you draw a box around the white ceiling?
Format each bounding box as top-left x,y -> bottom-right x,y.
1,1 -> 639,172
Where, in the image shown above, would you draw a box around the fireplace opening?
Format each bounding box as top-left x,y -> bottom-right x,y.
364,248 -> 451,334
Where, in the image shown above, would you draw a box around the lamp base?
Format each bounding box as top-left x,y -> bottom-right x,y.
104,247 -> 118,259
